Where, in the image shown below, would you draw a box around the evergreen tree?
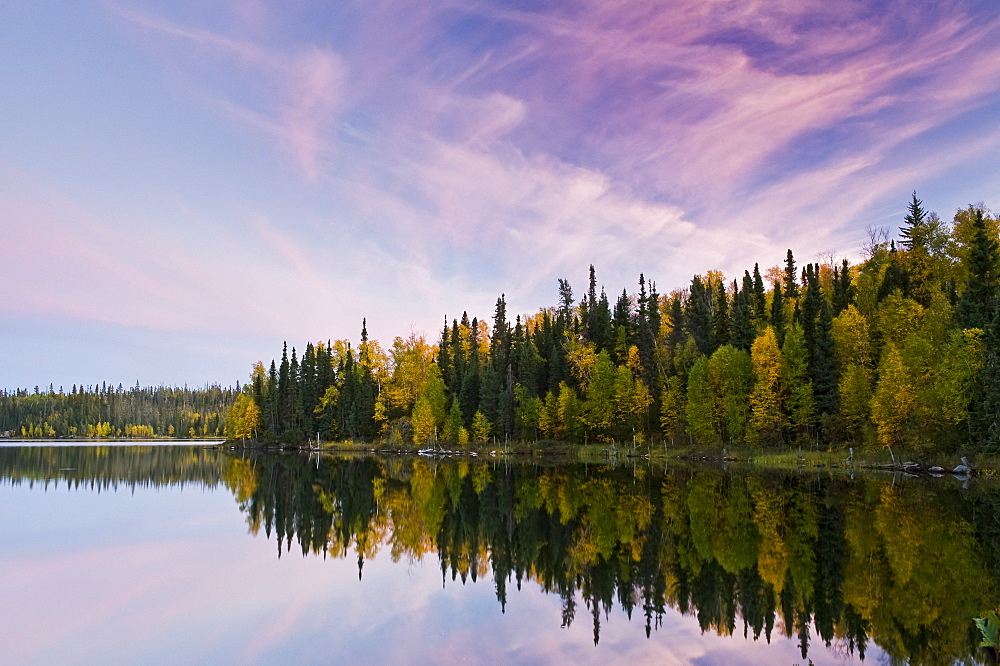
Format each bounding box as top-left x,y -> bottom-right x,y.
899,191 -> 927,251
771,283 -> 787,347
459,351 -> 480,423
957,209 -> 1000,329
832,259 -> 854,315
557,279 -> 574,327
877,243 -> 911,302
666,296 -> 685,358
972,319 -> 1000,450
781,325 -> 815,438
594,288 -> 613,352
438,317 -> 451,387
812,300 -> 839,420
730,288 -> 755,352
585,264 -> 598,342
613,288 -> 631,331
686,276 -> 713,355
491,296 -> 511,378
752,263 -> 766,322
277,342 -> 290,434
711,280 -> 730,351
799,264 -> 820,356
784,249 -> 799,299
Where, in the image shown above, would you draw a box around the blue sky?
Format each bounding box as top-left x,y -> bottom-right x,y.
3,0 -> 999,390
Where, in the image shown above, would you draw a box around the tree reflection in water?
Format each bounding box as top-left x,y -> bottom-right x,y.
225,452 -> 1000,664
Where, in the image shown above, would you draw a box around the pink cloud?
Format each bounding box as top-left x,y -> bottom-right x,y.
78,0 -> 1000,345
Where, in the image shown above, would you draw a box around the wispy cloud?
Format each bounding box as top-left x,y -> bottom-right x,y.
109,2 -> 345,182
103,0 -> 1000,310
4,0 -> 998,384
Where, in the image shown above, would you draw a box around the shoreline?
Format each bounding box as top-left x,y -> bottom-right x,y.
217,438 -> 997,477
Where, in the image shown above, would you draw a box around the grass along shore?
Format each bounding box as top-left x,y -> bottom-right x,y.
222,436 -> 997,476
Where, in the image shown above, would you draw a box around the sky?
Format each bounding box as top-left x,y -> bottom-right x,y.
2,0 -> 1000,390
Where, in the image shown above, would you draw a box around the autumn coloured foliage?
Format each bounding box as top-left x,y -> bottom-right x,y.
246,196 -> 1000,456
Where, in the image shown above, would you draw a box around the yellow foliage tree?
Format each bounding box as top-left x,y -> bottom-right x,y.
749,328 -> 784,440
871,343 -> 915,449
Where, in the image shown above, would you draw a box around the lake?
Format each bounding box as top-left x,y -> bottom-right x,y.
1,444 -> 996,664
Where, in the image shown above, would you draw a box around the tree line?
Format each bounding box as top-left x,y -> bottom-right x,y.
239,194 -> 999,457
0,383 -> 236,439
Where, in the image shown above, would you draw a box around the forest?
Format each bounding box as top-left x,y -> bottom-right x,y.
0,383 -> 236,440
232,195 -> 999,458
4,194 -> 998,458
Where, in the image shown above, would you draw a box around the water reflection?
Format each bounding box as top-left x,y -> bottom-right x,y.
0,444 -> 225,490
2,445 -> 998,664
226,452 -> 1000,664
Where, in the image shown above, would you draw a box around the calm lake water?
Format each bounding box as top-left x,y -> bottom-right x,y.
1,444 -> 996,665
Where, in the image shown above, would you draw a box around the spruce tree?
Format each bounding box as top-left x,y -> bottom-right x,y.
594,288 -> 613,352
711,280 -> 730,351
277,342 -> 290,435
666,296 -> 685,355
799,264 -> 820,355
832,259 -> 854,314
730,288 -> 755,352
585,264 -> 598,342
437,317 -> 451,386
752,263 -> 767,322
877,244 -> 911,302
811,300 -> 839,419
957,208 -> 1000,329
971,317 -> 1000,450
899,191 -> 927,251
491,295 -> 511,378
784,249 -> 798,299
613,288 -> 631,331
685,276 -> 712,355
771,282 -> 786,347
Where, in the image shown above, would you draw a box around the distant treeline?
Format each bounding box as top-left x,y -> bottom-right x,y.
236,194 -> 1000,457
0,383 -> 236,439
0,445 -> 227,490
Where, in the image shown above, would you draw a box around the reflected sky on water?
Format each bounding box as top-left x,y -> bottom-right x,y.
6,444 -> 974,664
